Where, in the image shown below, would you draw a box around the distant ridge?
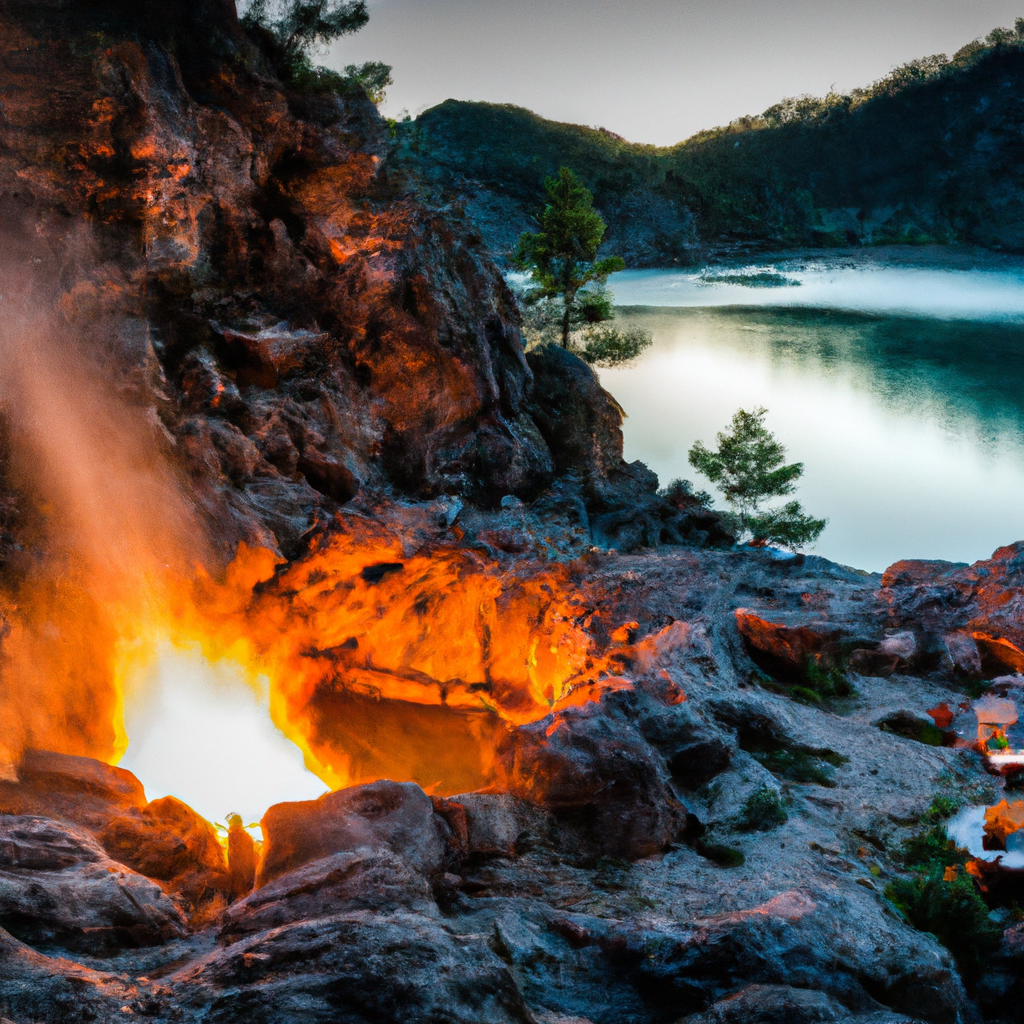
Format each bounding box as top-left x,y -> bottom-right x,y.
396,23 -> 1024,265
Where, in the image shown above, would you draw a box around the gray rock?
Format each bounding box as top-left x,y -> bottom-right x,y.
0,815 -> 186,952
257,780 -> 448,887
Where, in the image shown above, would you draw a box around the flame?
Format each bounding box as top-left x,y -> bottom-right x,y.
0,284 -> 626,809
143,517 -> 617,797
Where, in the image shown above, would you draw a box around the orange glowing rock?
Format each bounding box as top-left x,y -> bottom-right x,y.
926,703 -> 955,730
983,799 -> 1024,842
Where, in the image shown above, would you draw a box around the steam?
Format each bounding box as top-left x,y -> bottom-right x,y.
0,273 -> 203,766
610,264 -> 1024,321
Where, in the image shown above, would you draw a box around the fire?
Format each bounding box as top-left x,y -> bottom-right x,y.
117,643 -> 328,825
154,517 -> 616,798
0,502 -> 624,808
0,297 -> 625,813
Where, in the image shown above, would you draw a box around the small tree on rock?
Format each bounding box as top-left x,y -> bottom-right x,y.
514,168 -> 649,367
688,407 -> 826,549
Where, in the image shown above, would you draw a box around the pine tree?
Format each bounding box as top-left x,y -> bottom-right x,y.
688,407 -> 826,549
513,168 -> 625,348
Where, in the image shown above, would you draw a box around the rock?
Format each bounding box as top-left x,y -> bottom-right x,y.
176,909 -> 534,1024
227,815 -> 258,900
257,781 -> 448,887
619,886 -> 973,1023
525,346 -> 723,549
639,702 -> 733,791
454,792 -> 529,858
945,632 -> 983,677
734,609 -> 844,677
220,848 -> 432,942
881,560 -> 964,588
495,700 -> 683,859
0,750 -> 146,833
0,924 -> 145,1023
0,815 -> 186,952
673,983 -> 848,1024
99,796 -> 231,919
873,710 -> 945,746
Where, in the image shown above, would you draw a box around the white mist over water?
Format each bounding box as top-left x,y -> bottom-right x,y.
610,264 -> 1024,321
119,644 -> 328,825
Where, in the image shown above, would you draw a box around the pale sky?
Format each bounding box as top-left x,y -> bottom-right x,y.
325,0 -> 1024,145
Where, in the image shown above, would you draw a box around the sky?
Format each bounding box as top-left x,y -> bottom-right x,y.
325,0 -> 1024,146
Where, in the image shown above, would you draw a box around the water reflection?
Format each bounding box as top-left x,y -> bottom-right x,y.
598,305 -> 1024,572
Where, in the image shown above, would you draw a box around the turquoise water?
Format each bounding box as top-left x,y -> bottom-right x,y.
599,262 -> 1024,572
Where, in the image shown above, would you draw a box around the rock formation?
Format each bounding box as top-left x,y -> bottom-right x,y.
0,3 -> 1022,1024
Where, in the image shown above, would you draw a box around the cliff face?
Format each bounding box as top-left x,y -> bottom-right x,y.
0,0 -> 568,559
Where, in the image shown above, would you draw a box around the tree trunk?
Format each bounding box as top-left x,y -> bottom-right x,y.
561,302 -> 571,348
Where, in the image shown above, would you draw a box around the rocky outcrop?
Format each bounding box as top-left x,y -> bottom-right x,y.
0,0 -> 677,568
5,541 -> 1022,1022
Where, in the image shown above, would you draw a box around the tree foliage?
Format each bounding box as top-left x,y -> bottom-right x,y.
241,0 -> 391,103
688,407 -> 826,549
342,60 -> 393,105
513,167 -> 626,347
243,0 -> 369,53
513,168 -> 651,367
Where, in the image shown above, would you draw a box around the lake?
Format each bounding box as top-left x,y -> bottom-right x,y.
599,254 -> 1024,573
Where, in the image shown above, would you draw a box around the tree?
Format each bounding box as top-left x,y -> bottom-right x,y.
513,168 -> 651,367
513,168 -> 626,348
242,0 -> 392,103
688,407 -> 826,549
342,60 -> 393,105
243,0 -> 369,56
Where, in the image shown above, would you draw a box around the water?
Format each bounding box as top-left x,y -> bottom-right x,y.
599,259 -> 1024,572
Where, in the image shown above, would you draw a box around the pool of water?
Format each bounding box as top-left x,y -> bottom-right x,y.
599,259 -> 1024,572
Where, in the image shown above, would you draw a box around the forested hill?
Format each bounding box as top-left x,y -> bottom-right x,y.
395,25 -> 1024,266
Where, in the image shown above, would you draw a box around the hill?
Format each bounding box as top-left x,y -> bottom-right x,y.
397,23 -> 1024,265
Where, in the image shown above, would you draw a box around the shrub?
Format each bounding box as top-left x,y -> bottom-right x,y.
695,840 -> 746,867
660,478 -> 714,508
751,745 -> 848,788
885,870 -> 1000,978
804,660 -> 855,700
738,785 -> 788,831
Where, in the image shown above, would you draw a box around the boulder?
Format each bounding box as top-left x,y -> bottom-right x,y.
0,750 -> 146,832
0,815 -> 185,952
176,908 -> 534,1024
495,702 -> 683,859
257,781 -> 448,887
452,792 -> 535,858
734,610 -> 844,678
99,796 -> 231,918
220,848 -> 432,942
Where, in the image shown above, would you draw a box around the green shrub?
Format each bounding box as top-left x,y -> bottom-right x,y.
738,785 -> 788,831
751,745 -> 848,787
900,795 -> 965,873
885,870 -> 1000,977
695,840 -> 745,867
804,660 -> 855,699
